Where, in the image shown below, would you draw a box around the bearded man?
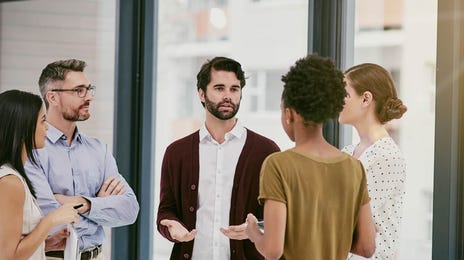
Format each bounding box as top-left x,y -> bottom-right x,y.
157,57 -> 280,260
26,59 -> 139,260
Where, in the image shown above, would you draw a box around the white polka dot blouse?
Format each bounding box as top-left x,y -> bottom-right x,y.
343,137 -> 406,260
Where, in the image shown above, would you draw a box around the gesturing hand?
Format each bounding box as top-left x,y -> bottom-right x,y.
47,203 -> 80,226
160,219 -> 197,242
54,194 -> 89,214
220,222 -> 248,240
245,213 -> 261,243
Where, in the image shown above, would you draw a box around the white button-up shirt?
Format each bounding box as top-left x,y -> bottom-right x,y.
191,121 -> 247,260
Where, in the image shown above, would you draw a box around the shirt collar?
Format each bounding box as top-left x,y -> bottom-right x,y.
199,119 -> 246,143
47,124 -> 82,144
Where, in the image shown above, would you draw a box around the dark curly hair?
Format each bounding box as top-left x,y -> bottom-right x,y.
281,54 -> 346,124
345,63 -> 407,124
196,56 -> 246,107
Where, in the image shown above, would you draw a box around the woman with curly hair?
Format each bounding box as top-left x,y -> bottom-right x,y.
340,63 -> 407,260
245,55 -> 377,260
0,90 -> 79,260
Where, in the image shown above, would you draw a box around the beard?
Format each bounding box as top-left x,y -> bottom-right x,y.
62,103 -> 91,121
204,94 -> 240,120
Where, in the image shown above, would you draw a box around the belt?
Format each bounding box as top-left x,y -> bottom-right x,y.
80,245 -> 102,260
45,245 -> 102,260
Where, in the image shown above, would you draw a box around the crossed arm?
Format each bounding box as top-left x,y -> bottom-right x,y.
25,149 -> 139,228
53,176 -> 126,214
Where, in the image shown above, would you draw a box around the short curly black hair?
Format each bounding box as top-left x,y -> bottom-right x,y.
281,54 -> 346,124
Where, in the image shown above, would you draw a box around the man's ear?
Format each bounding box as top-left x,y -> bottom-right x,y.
198,88 -> 205,103
46,91 -> 58,106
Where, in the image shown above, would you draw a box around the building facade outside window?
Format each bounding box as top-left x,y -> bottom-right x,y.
154,0 -> 308,258
352,0 -> 436,259
0,1 -> 117,257
0,1 -> 445,259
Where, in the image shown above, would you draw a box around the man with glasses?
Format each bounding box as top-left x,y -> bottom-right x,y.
25,59 -> 139,260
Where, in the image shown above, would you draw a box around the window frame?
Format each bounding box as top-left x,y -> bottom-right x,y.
111,0 -> 464,259
432,0 -> 464,258
112,0 -> 157,259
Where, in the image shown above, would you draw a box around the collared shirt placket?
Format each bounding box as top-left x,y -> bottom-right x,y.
213,141 -> 225,260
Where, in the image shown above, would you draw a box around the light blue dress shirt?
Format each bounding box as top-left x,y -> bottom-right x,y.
25,124 -> 139,250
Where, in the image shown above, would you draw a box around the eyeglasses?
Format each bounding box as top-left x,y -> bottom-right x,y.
50,85 -> 96,98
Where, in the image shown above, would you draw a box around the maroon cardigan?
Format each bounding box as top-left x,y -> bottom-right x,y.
157,129 -> 280,259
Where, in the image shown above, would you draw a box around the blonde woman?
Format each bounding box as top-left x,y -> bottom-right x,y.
340,63 -> 407,259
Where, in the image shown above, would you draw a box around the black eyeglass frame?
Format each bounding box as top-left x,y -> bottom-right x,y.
50,85 -> 96,98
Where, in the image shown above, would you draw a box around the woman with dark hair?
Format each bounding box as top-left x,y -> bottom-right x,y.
245,55 -> 377,259
339,63 -> 407,260
0,90 -> 79,260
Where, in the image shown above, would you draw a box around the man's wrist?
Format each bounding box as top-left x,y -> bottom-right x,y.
78,196 -> 91,214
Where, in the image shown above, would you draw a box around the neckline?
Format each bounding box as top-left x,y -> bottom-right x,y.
288,149 -> 349,164
353,136 -> 393,158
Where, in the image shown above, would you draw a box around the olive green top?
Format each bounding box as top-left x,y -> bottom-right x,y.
259,150 -> 370,260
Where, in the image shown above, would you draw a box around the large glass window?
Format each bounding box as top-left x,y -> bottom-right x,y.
352,0 -> 437,259
0,0 -> 116,257
154,0 -> 308,258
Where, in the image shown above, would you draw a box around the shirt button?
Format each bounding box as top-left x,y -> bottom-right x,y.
190,184 -> 196,190
183,253 -> 190,258
232,249 -> 236,254
189,206 -> 195,212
